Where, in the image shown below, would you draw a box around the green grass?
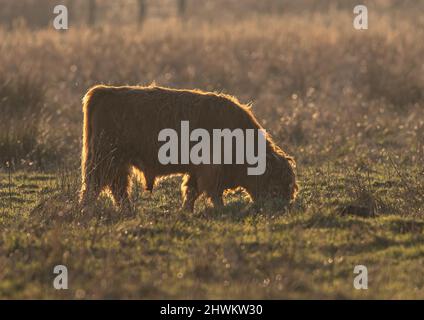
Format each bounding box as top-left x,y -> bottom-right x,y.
1,161 -> 423,299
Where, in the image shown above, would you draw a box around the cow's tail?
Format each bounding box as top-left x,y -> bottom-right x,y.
79,86 -> 104,204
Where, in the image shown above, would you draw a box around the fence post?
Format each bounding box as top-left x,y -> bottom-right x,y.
88,0 -> 96,26
138,0 -> 147,25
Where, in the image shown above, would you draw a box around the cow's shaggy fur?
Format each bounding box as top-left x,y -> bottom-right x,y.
79,85 -> 298,211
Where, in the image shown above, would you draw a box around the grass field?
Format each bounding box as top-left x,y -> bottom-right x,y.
0,1 -> 423,299
1,161 -> 423,299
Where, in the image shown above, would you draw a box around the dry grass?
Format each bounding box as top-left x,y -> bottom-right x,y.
1,10 -> 423,167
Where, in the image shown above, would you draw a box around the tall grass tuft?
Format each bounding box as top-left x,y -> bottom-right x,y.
0,73 -> 46,167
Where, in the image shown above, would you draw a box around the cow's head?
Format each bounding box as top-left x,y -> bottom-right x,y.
262,152 -> 298,203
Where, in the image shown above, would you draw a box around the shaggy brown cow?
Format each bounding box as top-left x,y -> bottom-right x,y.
79,85 -> 298,211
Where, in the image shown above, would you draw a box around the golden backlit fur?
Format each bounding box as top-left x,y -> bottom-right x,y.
79,85 -> 298,211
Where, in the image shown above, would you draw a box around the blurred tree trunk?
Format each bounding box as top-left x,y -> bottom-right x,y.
177,0 -> 187,18
88,0 -> 96,26
138,0 -> 147,25
66,0 -> 74,26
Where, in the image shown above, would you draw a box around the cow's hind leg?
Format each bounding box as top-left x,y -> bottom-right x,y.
109,163 -> 132,212
80,156 -> 107,211
181,174 -> 200,212
80,174 -> 102,207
